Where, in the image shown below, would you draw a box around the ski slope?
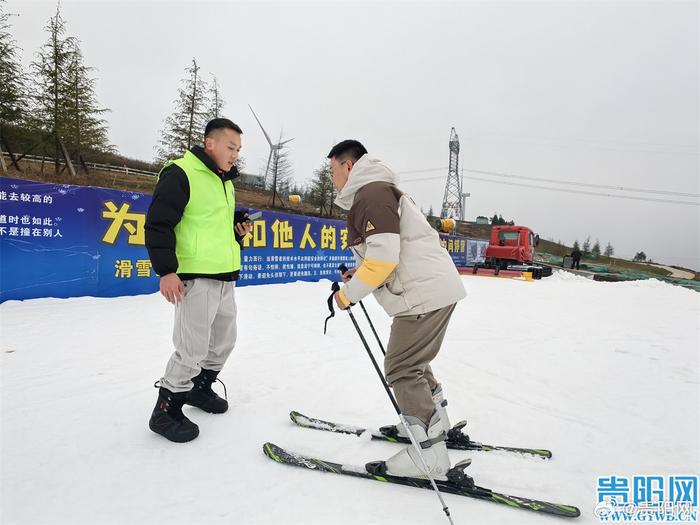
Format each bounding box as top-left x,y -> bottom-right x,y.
1,272 -> 698,524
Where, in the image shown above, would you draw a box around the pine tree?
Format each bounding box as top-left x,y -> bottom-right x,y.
582,236 -> 591,255
591,239 -> 601,258
428,204 -> 434,217
0,0 -> 26,129
305,159 -> 334,216
269,146 -> 294,198
633,251 -> 647,262
63,42 -> 112,160
30,4 -> 76,171
204,74 -> 224,121
155,58 -> 209,164
573,240 -> 580,251
604,242 -> 614,258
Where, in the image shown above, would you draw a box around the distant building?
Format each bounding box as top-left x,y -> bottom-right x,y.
475,216 -> 489,225
238,173 -> 265,188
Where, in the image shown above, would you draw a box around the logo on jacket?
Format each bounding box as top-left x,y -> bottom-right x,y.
365,220 -> 375,233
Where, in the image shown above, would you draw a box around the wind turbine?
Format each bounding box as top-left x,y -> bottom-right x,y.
248,105 -> 294,208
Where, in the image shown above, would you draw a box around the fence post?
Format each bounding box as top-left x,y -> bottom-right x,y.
0,142 -> 7,176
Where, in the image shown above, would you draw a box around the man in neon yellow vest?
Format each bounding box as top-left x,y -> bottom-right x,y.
145,119 -> 251,443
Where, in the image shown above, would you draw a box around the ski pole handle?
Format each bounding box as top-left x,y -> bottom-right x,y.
339,263 -> 355,283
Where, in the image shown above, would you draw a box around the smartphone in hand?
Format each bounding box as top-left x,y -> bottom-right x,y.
246,211 -> 263,222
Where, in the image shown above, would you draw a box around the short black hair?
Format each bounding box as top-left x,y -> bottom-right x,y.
205,118 -> 243,137
327,140 -> 367,162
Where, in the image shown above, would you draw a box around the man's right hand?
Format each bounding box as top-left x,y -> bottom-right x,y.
160,273 -> 184,304
341,268 -> 356,283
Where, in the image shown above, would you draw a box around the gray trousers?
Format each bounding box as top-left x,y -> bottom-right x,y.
384,304 -> 456,425
160,278 -> 237,393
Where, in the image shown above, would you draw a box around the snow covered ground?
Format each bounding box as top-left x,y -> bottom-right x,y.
1,272 -> 698,524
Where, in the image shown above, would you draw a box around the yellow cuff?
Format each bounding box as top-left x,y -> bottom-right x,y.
338,288 -> 351,307
356,258 -> 398,288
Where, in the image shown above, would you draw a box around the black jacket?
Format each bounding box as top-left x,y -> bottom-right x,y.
145,146 -> 247,281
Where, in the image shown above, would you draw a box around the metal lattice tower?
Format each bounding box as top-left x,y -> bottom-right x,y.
441,127 -> 462,220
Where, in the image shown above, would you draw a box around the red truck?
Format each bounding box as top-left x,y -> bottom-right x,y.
476,225 -> 552,279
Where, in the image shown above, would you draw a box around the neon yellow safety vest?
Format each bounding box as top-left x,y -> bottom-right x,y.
159,150 -> 241,274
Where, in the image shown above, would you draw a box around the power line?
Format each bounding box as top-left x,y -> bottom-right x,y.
398,167 -> 449,175
397,166 -> 700,198
382,135 -> 698,155
400,174 -> 700,206
467,168 -> 700,198
459,135 -> 699,156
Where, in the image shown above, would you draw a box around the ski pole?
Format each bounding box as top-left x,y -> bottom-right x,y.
338,264 -> 386,356
327,280 -> 455,525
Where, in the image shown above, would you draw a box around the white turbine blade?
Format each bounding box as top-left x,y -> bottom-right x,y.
248,104 -> 273,147
280,137 -> 295,146
264,149 -> 273,181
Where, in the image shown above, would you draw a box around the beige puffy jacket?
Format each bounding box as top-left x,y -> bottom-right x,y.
335,154 -> 466,317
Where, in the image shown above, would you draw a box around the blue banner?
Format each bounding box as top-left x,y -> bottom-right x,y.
0,176 -> 355,302
0,176 -> 474,303
0,176 -> 156,302
236,210 -> 355,285
438,234 -> 466,267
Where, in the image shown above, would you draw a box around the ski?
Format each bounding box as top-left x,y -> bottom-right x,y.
290,410 -> 552,459
263,442 -> 580,518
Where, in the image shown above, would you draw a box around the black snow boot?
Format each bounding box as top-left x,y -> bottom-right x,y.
149,386 -> 199,443
186,368 -> 228,414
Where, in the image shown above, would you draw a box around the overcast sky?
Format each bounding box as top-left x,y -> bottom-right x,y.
9,0 -> 700,270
